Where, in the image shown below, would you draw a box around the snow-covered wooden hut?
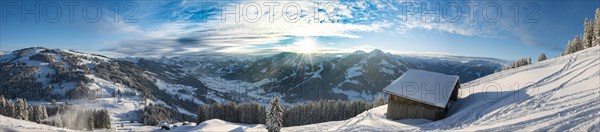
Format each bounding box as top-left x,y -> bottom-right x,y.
383,70 -> 460,121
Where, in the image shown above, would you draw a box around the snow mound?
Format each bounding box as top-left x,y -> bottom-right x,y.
184,119 -> 266,132
283,105 -> 421,131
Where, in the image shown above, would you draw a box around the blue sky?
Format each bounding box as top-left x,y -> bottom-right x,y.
1,0 -> 599,60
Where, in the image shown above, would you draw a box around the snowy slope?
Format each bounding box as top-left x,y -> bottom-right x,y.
443,46 -> 600,131
187,47 -> 600,131
0,115 -> 69,131
296,46 -> 599,131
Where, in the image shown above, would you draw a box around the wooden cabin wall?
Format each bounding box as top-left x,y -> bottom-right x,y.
450,82 -> 460,101
387,95 -> 447,121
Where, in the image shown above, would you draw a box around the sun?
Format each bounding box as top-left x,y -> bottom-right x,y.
296,38 -> 318,53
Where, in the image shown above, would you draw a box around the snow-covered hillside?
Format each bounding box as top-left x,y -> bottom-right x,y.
0,47 -> 202,130
0,115 -> 68,131
183,47 -> 599,131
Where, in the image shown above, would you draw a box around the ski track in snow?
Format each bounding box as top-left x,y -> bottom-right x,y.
442,47 -> 600,131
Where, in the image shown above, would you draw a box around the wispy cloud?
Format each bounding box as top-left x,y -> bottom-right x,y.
103,0 -> 389,56
101,0 -> 562,56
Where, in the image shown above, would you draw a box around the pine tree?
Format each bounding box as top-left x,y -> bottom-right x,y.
28,105 -> 36,122
100,109 -> 112,129
266,97 -> 283,132
0,96 -> 6,116
61,111 -> 71,129
223,101 -> 238,122
41,105 -> 48,120
239,102 -> 260,124
583,18 -> 594,48
14,98 -> 29,120
93,109 -> 110,129
373,94 -> 386,108
5,100 -> 15,118
54,112 -> 63,128
258,105 -> 266,124
538,53 -> 547,62
563,36 -> 583,56
73,111 -> 84,130
502,65 -> 511,71
562,40 -> 572,56
574,36 -> 583,52
36,105 -> 48,123
593,8 -> 600,47
197,104 -> 207,124
87,110 -> 95,130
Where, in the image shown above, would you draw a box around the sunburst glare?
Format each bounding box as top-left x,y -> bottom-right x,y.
295,37 -> 318,54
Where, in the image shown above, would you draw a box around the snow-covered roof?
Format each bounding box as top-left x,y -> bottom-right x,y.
383,70 -> 459,108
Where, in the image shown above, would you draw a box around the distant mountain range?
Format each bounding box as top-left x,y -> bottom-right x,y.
222,49 -> 408,102
0,47 -> 506,106
391,53 -> 507,83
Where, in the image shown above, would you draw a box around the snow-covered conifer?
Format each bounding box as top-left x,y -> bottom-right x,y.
36,105 -> 47,123
197,104 -> 207,124
54,112 -> 63,128
0,96 -> 6,116
538,53 -> 547,62
87,111 -> 95,130
14,98 -> 29,120
99,109 -> 111,129
373,94 -> 386,108
593,8 -> 600,47
267,97 -> 283,132
583,18 -> 594,48
5,99 -> 15,118
28,105 -> 36,122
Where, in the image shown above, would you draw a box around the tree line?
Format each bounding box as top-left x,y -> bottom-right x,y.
138,103 -> 195,126
562,8 -> 600,56
502,57 -> 532,70
501,52 -> 550,71
196,101 -> 267,124
197,95 -> 386,131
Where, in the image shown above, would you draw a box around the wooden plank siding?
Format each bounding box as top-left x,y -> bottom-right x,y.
387,94 -> 447,121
